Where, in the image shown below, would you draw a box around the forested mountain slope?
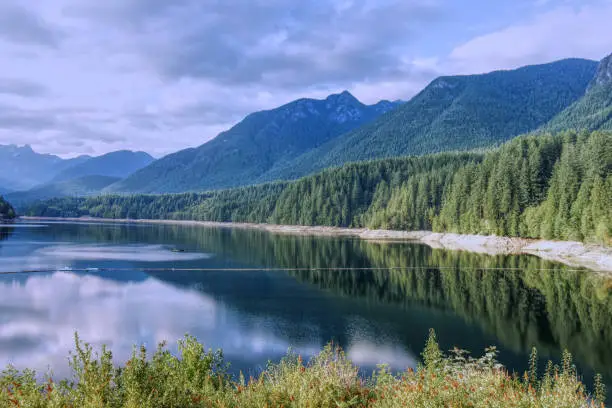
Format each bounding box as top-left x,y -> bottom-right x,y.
108,92 -> 401,193
261,58 -> 598,182
544,53 -> 612,132
51,151 -> 154,182
26,130 -> 612,244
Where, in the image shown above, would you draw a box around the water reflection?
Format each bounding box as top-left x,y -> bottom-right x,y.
0,221 -> 610,388
0,271 -> 417,379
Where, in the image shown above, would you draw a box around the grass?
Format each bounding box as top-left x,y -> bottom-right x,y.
0,330 -> 605,407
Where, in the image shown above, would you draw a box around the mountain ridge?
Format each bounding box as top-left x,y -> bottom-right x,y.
544,53 -> 612,132
6,175 -> 122,207
258,58 -> 598,181
107,91 -> 401,193
0,145 -> 154,192
51,150 -> 155,183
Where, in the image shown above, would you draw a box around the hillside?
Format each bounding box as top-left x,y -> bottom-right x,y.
26,130 -> 612,244
544,53 -> 612,132
108,92 -> 401,193
6,175 -> 121,207
261,58 -> 598,181
0,196 -> 15,221
0,145 -> 91,191
51,150 -> 155,182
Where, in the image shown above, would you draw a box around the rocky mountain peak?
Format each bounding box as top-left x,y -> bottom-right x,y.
588,52 -> 612,90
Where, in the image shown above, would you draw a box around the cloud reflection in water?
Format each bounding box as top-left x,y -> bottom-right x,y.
0,271 -> 417,379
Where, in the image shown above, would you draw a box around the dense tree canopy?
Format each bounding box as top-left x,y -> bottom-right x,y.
109,92 -> 399,194
24,130 -> 612,244
0,196 -> 15,220
261,58 -> 598,182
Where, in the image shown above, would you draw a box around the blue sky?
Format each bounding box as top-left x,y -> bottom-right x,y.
0,0 -> 611,157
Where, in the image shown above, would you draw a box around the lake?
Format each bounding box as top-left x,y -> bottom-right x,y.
0,220 -> 610,388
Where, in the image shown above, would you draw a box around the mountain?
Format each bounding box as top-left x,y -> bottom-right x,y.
544,53 -> 612,132
260,58 -> 599,181
0,145 -> 90,191
6,175 -> 121,207
0,181 -> 13,195
108,92 -> 402,193
51,150 -> 155,182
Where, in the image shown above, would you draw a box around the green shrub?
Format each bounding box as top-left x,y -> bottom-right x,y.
0,331 -> 604,407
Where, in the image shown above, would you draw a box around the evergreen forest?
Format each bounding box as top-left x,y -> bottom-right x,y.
24,130 -> 612,244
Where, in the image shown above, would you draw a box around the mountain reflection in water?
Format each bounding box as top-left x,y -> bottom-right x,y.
0,221 -> 610,389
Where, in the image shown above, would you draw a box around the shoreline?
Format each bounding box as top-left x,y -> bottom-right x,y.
20,216 -> 612,273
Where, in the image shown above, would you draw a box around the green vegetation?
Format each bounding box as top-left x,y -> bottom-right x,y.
545,54 -> 612,132
109,92 -> 399,194
0,196 -> 15,221
25,130 -> 612,244
261,58 -> 598,182
0,331 -> 603,407
109,58 -> 597,193
432,130 -> 611,242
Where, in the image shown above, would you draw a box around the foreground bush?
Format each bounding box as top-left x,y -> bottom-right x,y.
0,330 -> 605,407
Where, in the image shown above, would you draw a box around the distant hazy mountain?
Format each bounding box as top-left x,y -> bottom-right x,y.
0,181 -> 13,195
544,53 -> 612,132
0,145 -> 90,191
6,175 -> 121,207
108,91 -> 401,193
0,145 -> 154,192
51,150 -> 155,182
260,58 -> 599,182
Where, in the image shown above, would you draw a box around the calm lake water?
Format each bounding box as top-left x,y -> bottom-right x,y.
0,221 -> 611,388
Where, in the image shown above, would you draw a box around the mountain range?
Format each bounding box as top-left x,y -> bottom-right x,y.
3,52 -> 612,201
110,56 -> 607,194
107,92 -> 401,193
261,58 -> 599,181
0,145 -> 91,191
0,146 -> 154,200
51,150 -> 155,182
5,175 -> 122,206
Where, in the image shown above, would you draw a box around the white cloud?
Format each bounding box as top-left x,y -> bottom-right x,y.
0,0 -> 610,157
0,0 -> 443,157
449,4 -> 612,73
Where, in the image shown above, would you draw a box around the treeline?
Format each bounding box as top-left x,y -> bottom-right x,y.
24,130 -> 612,243
434,130 -> 612,241
24,153 -> 480,227
0,196 -> 15,220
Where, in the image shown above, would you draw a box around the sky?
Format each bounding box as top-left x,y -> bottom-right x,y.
0,0 -> 611,158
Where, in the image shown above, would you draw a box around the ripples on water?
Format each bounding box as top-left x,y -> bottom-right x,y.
0,221 -> 610,389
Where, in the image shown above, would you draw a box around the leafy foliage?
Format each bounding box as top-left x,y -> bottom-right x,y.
0,332 -> 603,407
